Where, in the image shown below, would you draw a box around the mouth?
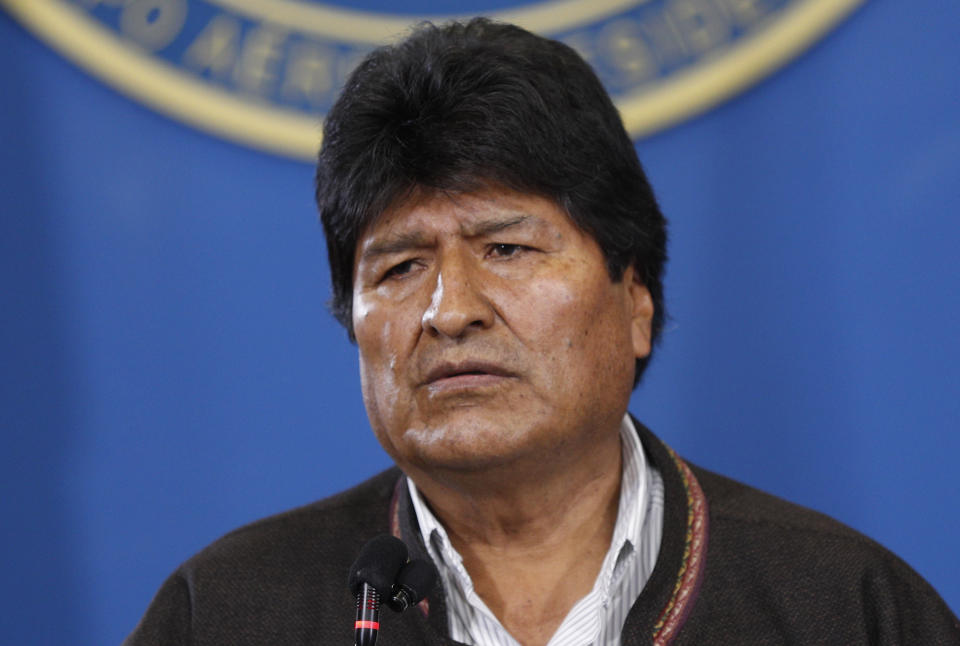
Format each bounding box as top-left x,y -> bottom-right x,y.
423,361 -> 516,388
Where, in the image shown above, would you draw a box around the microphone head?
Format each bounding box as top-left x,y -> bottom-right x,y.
348,535 -> 409,596
388,558 -> 439,612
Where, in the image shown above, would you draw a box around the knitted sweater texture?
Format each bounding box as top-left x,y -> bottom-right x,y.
124,423 -> 960,645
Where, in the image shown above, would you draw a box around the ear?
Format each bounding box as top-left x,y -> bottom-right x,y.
623,266 -> 654,360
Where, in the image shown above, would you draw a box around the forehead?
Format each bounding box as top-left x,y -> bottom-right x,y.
356,188 -> 572,252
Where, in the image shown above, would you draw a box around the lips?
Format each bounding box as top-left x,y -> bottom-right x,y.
422,360 -> 516,385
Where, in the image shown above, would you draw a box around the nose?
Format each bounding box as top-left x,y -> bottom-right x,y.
421,251 -> 494,339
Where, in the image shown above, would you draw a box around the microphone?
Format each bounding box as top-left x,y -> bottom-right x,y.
388,559 -> 439,612
348,535 -> 408,646
354,583 -> 380,646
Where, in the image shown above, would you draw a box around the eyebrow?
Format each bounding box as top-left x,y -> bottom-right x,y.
360,231 -> 432,262
359,214 -> 536,262
461,214 -> 532,238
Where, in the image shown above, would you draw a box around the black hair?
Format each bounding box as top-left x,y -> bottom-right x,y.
316,18 -> 667,385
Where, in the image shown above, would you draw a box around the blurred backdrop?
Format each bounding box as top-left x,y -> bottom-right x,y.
2,1 -> 958,644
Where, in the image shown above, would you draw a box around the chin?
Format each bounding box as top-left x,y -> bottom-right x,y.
398,418 -> 543,474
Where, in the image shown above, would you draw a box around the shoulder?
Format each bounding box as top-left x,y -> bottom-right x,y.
178,466 -> 402,594
124,468 -> 402,646
684,464 -> 960,642
691,462 -> 927,587
188,466 -> 401,568
692,463 -> 871,541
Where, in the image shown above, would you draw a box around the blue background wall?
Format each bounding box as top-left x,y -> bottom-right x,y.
2,2 -> 958,644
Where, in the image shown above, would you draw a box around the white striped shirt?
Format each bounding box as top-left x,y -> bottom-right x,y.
407,415 -> 665,646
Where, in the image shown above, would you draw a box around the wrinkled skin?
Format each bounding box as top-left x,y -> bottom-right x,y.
351,187 -> 653,481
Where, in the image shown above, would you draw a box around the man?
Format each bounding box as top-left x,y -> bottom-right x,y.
125,18 -> 959,646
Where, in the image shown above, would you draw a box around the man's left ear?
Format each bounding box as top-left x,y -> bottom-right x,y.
624,266 -> 654,359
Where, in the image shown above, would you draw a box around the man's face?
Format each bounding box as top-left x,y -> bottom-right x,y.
352,187 -> 653,477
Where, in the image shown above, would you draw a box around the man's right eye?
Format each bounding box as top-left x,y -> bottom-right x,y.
382,259 -> 416,281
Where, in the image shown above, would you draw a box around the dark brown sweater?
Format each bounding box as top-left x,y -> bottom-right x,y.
124,423 -> 960,645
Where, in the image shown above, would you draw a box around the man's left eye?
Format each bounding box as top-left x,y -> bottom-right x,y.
488,243 -> 527,257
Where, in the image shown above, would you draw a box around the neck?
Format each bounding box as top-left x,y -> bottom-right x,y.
414,438 -> 622,549
407,423 -> 624,646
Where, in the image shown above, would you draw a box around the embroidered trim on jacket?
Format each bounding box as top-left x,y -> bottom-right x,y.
652,449 -> 709,645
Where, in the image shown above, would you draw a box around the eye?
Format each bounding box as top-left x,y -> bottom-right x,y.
488,243 -> 528,258
381,259 -> 417,281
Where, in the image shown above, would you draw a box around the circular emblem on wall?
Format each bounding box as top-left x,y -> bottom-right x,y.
4,0 -> 863,161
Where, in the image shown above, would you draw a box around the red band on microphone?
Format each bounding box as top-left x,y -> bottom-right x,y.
355,620 -> 380,630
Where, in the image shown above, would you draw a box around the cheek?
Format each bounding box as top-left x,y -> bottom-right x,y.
354,297 -> 393,392
354,299 -> 406,453
354,291 -> 402,350
506,274 -> 632,385
508,272 -> 611,343
353,293 -> 419,407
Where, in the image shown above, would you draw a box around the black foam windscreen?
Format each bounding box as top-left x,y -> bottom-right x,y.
348,535 -> 409,596
394,558 -> 438,604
